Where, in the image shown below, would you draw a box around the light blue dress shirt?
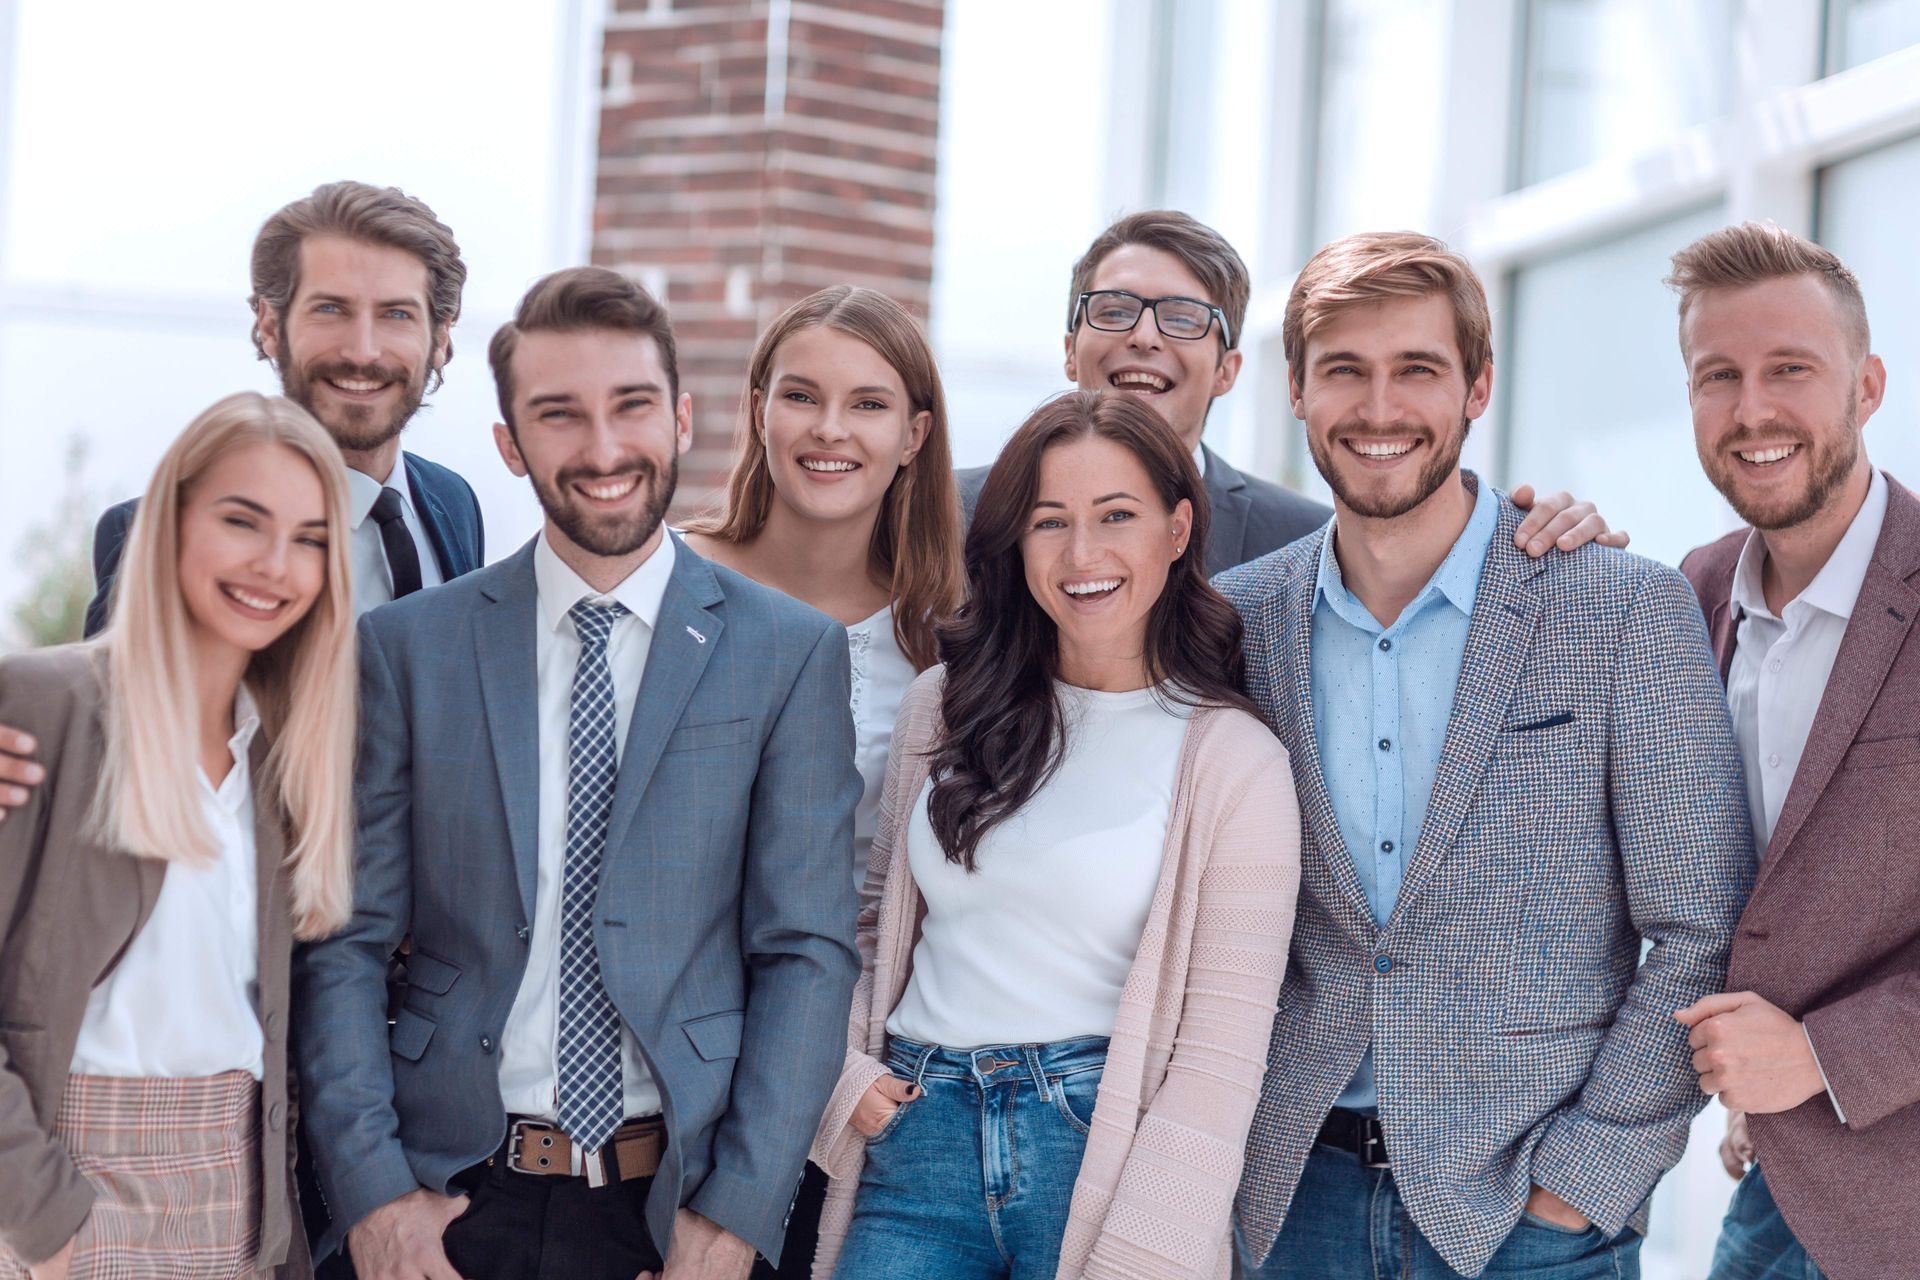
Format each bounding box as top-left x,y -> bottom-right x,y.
1311,478 -> 1498,1113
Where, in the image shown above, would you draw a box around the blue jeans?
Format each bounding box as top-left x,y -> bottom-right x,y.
1237,1145 -> 1642,1279
1708,1165 -> 1826,1280
831,1034 -> 1107,1280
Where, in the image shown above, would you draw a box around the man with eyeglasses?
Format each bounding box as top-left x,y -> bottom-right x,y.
955,211 -> 1618,575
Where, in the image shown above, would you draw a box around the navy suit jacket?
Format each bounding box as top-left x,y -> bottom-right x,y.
291,534 -> 862,1264
82,450 -> 484,636
957,442 -> 1328,576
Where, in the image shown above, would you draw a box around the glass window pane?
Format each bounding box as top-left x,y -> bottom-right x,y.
1517,0 -> 1736,186
1311,0 -> 1448,246
1819,133 -> 1920,481
1503,207 -> 1736,568
1832,0 -> 1920,70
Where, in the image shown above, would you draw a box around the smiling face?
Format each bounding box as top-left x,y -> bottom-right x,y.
1683,274 -> 1881,532
760,325 -> 930,525
177,442 -> 330,663
1021,435 -> 1191,684
1065,244 -> 1241,454
257,235 -> 445,457
1292,293 -> 1492,521
495,328 -> 693,564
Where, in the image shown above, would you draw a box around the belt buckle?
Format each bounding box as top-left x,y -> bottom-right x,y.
1360,1126 -> 1390,1170
507,1120 -> 566,1176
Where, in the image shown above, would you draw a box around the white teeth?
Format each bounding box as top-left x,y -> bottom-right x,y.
1112,371 -> 1171,392
581,477 -> 638,500
329,378 -> 384,393
223,585 -> 283,611
1351,439 -> 1415,458
800,459 -> 859,472
1737,445 -> 1799,465
1063,579 -> 1121,596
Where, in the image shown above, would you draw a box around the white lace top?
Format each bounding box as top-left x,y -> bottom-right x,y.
846,606 -> 916,889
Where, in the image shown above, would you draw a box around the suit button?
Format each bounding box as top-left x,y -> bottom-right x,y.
480,1035 -> 495,1054
516,926 -> 530,943
1374,955 -> 1393,974
268,1101 -> 286,1131
265,1012 -> 284,1041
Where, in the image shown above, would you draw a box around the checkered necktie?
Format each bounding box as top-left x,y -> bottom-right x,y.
556,599 -> 629,1153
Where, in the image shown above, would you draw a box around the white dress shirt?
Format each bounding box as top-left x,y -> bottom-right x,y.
846,606 -> 916,889
346,460 -> 445,616
498,529 -> 676,1127
70,688 -> 266,1080
1726,467 -> 1888,1123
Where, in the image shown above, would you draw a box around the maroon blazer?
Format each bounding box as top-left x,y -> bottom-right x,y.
1681,473 -> 1920,1280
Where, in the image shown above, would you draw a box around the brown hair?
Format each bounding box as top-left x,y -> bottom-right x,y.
488,266 -> 680,430
249,181 -> 468,391
685,286 -> 962,671
1284,231 -> 1493,387
1667,221 -> 1870,357
927,389 -> 1256,870
1068,211 -> 1249,349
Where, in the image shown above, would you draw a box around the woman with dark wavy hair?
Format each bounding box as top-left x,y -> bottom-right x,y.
808,389 -> 1302,1280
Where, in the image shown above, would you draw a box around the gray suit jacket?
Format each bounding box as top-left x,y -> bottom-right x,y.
0,646 -> 303,1273
292,535 -> 862,1265
1682,473 -> 1920,1280
1216,483 -> 1754,1277
957,442 -> 1329,576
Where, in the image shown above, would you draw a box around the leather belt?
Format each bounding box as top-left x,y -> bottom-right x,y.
1317,1107 -> 1391,1169
505,1116 -> 664,1188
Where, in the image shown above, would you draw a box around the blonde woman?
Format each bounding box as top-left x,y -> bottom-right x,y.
0,393 -> 357,1280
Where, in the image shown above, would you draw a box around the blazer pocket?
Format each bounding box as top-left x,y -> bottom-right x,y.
1506,712 -> 1576,734
390,1008 -> 437,1062
662,718 -> 755,755
404,949 -> 461,996
682,1009 -> 745,1062
1842,735 -> 1920,771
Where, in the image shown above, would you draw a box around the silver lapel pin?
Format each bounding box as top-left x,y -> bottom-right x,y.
685,625 -> 707,644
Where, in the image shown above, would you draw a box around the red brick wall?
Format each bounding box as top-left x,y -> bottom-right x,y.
594,0 -> 946,513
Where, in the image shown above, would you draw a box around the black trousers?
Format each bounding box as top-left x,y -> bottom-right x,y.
750,1160 -> 828,1280
442,1159 -> 663,1280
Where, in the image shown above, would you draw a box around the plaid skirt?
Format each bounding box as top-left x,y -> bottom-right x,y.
0,1072 -> 269,1280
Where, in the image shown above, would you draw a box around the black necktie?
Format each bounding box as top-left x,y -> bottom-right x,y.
370,486 -> 425,600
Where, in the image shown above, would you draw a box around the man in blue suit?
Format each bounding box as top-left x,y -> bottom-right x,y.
1219,232 -> 1754,1279
294,267 -> 861,1280
80,180 -> 486,637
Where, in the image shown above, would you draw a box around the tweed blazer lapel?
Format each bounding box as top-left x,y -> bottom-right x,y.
1268,527 -> 1376,940
1390,500 -> 1544,924
473,543 -> 543,926
1758,476 -> 1920,882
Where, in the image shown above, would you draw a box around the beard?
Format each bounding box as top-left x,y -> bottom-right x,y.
277,335 -> 429,454
531,450 -> 679,558
1307,415 -> 1471,519
1702,391 -> 1860,532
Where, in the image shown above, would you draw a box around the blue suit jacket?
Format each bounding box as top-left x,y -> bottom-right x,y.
290,535 -> 861,1263
81,450 -> 484,637
1216,483 -> 1754,1276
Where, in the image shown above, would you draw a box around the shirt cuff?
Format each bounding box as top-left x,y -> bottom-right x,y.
1804,1022 -> 1848,1125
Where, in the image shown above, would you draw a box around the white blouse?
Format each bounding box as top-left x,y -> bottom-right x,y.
70,688 -> 266,1081
847,606 -> 916,888
886,683 -> 1192,1049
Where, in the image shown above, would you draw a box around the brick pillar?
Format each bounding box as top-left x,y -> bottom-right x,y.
593,0 -> 946,512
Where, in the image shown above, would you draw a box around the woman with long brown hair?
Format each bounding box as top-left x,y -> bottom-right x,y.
810,389 -> 1302,1279
0,392 -> 357,1280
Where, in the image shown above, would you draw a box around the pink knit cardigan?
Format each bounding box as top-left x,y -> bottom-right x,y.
809,668 -> 1301,1279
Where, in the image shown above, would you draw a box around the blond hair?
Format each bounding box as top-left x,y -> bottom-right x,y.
95,392 -> 357,939
1284,232 -> 1493,387
685,286 -> 962,671
1667,221 -> 1870,357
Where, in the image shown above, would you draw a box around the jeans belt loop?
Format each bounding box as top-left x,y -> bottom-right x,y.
1023,1044 -> 1050,1100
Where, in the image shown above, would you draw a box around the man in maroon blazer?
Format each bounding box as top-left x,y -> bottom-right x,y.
1669,222 -> 1918,1280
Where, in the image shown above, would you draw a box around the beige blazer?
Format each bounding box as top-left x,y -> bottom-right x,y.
0,645 -> 302,1273
810,668 -> 1301,1279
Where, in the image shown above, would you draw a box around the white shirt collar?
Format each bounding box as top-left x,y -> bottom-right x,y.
1192,440 -> 1207,480
345,458 -> 413,532
534,525 -> 677,637
1731,468 -> 1889,624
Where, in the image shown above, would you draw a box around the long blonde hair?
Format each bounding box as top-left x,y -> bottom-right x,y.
685,286 -> 962,670
93,392 -> 357,939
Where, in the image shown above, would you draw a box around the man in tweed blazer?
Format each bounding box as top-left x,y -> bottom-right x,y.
1218,232 -> 1754,1279
1667,224 -> 1920,1280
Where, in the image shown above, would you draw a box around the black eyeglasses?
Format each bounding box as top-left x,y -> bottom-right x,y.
1071,289 -> 1234,347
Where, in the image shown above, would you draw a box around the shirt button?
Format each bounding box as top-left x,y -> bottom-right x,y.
1378,738 -> 1392,752
1374,955 -> 1394,974
516,926 -> 531,943
479,1035 -> 495,1054
1380,840 -> 1394,854
1378,638 -> 1392,653
1767,753 -> 1781,768
1768,659 -> 1782,673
